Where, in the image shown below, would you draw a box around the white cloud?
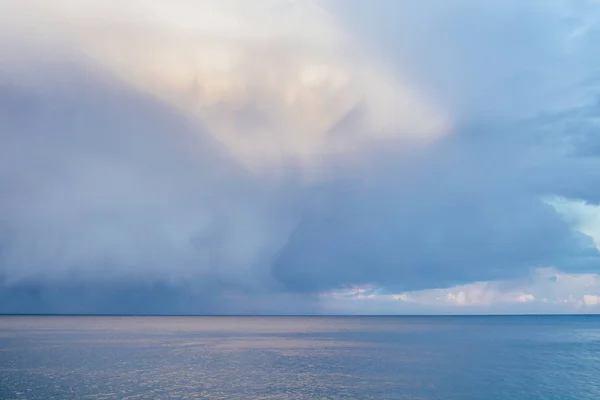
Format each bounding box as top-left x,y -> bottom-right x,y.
584,294 -> 600,306
0,0 -> 449,172
517,293 -> 536,303
322,267 -> 600,313
446,291 -> 467,306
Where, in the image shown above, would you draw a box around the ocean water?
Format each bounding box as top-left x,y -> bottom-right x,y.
1,316 -> 599,399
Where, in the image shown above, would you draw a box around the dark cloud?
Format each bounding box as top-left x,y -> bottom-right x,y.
272,116 -> 600,293
0,281 -> 320,315
0,56 -> 308,312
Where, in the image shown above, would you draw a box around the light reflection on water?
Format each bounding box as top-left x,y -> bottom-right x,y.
1,316 -> 600,399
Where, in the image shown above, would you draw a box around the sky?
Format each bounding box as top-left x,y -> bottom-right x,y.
1,0 -> 600,314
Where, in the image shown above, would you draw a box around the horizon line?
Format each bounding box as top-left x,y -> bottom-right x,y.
1,313 -> 599,317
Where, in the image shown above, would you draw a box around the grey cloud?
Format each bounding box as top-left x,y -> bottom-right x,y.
2,1 -> 600,314
272,1 -> 600,293
272,119 -> 600,292
0,55 -> 308,312
0,281 -> 320,315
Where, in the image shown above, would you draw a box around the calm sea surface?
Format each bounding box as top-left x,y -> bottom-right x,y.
1,315 -> 599,399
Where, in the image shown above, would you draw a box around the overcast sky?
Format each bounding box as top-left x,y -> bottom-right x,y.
1,0 -> 600,314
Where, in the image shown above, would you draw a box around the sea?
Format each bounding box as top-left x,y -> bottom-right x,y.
1,315 -> 599,399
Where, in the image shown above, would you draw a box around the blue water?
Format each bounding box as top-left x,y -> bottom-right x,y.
1,316 -> 599,399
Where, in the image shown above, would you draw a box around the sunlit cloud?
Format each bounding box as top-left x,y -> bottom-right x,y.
323,267 -> 600,314
1,0 -> 449,172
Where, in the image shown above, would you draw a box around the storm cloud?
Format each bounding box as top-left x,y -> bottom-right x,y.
0,0 -> 599,314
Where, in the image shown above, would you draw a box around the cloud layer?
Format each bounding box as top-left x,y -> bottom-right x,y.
323,267 -> 600,315
1,0 -> 599,314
